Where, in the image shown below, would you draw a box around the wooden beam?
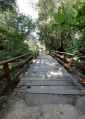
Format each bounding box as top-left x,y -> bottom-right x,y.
3,63 -> 12,91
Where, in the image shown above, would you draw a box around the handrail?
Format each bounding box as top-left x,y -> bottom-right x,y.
0,52 -> 32,65
0,50 -> 39,94
50,50 -> 85,82
55,51 -> 85,59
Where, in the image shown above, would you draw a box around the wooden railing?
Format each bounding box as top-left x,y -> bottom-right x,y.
50,50 -> 85,83
0,51 -> 39,94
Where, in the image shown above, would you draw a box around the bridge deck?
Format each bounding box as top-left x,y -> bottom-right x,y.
17,52 -> 85,95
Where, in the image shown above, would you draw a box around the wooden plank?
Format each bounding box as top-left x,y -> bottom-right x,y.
21,76 -> 75,81
17,53 -> 85,95
18,80 -> 80,86
26,86 -> 85,95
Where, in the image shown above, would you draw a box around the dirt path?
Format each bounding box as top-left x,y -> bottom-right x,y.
0,92 -> 85,119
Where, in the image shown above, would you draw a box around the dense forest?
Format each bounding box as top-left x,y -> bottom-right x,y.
0,0 -> 85,62
37,0 -> 85,54
0,0 -> 36,62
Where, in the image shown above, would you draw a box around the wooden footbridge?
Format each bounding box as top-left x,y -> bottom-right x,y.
0,51 -> 85,95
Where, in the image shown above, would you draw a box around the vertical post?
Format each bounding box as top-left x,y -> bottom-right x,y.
27,55 -> 29,68
33,52 -> 34,60
36,50 -> 37,57
54,51 -> 56,58
63,53 -> 66,67
55,51 -> 57,58
37,50 -> 39,57
3,63 -> 12,91
35,51 -> 36,59
33,52 -> 36,59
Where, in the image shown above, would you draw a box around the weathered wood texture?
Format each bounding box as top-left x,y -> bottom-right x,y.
0,51 -> 38,93
17,52 -> 85,95
50,51 -> 85,82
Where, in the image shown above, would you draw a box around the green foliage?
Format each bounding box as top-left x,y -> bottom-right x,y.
27,35 -> 38,51
0,0 -> 15,12
37,0 -> 85,54
0,26 -> 29,61
74,1 -> 85,54
0,1 -> 36,62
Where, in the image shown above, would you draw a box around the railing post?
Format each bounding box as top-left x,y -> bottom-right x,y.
27,55 -> 29,68
3,63 -> 12,91
37,50 -> 39,56
55,51 -> 57,57
36,50 -> 38,57
63,53 -> 66,67
33,52 -> 36,59
33,52 -> 34,59
35,51 -> 36,59
54,51 -> 56,58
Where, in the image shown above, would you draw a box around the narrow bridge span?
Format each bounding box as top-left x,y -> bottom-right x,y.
17,51 -> 85,95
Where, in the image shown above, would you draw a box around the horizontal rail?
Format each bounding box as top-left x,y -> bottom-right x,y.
0,50 -> 39,94
50,50 -> 85,82
65,57 -> 85,70
54,54 -> 85,70
55,51 -> 85,59
0,52 -> 32,65
10,59 -> 27,73
56,51 -> 75,56
12,65 -> 27,84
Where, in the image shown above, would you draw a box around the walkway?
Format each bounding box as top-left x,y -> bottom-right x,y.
18,51 -> 85,94
0,51 -> 85,119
